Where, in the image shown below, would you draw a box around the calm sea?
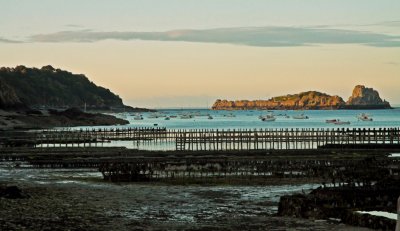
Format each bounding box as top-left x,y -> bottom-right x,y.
90,108 -> 400,130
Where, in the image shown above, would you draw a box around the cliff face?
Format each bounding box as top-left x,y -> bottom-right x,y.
345,85 -> 391,109
0,79 -> 24,109
212,91 -> 345,110
212,85 -> 391,110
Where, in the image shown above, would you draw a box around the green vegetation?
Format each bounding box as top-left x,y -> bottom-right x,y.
0,65 -> 124,109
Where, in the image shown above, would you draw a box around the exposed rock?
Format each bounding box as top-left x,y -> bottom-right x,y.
346,85 -> 391,109
278,180 -> 400,230
212,91 -> 345,110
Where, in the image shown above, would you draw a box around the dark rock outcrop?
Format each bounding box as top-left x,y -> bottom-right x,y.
345,85 -> 391,109
278,179 -> 400,230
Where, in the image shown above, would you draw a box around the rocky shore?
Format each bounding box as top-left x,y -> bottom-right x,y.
0,107 -> 128,130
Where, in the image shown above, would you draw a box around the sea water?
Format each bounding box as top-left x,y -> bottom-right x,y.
48,108 -> 400,150
76,108 -> 400,130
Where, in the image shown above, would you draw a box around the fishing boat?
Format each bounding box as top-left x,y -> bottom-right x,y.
357,113 -> 373,121
293,113 -> 309,119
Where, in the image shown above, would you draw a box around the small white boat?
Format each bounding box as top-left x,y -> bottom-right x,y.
261,114 -> 276,122
357,113 -> 373,121
293,113 -> 309,119
148,113 -> 159,119
262,117 -> 276,122
133,115 -> 143,120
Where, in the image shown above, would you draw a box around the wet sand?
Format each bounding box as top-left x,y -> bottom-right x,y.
0,180 -> 373,231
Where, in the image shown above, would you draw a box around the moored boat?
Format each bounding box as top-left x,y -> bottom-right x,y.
358,113 -> 373,121
260,114 -> 276,122
133,115 -> 143,120
293,113 -> 309,119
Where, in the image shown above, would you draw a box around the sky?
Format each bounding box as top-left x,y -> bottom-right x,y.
1,0 -> 400,108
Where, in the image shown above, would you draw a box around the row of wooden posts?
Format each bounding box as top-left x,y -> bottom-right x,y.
2,127 -> 399,151
97,158 -> 400,184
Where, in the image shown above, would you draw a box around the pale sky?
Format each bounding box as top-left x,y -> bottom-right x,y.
1,0 -> 399,108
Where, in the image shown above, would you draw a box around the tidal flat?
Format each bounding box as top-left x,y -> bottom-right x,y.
0,171 -> 373,231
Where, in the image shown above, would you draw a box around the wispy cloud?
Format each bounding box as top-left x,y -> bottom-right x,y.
28,27 -> 400,47
366,20 -> 400,27
64,24 -> 84,28
384,61 -> 399,66
0,37 -> 22,43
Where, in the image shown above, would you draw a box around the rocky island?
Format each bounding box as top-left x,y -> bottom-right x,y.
212,85 -> 391,110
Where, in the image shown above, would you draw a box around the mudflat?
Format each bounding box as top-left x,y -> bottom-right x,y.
0,181 -> 373,231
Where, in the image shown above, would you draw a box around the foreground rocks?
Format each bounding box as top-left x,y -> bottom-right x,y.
0,185 -> 28,199
278,179 -> 400,230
